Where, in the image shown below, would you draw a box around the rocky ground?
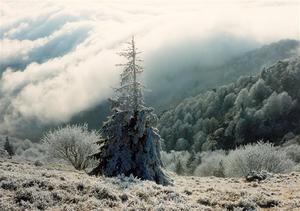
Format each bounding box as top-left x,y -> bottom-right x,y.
0,158 -> 299,211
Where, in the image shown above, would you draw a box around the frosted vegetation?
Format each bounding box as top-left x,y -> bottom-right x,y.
3,158 -> 299,210
223,142 -> 295,177
1,38 -> 300,210
42,124 -> 100,170
158,58 -> 300,177
2,126 -> 300,180
162,141 -> 300,177
1,58 -> 300,179
66,39 -> 299,136
148,39 -> 300,111
159,58 -> 300,152
3,134 -> 299,178
88,37 -> 171,185
0,135 -> 46,161
0,160 -> 203,210
0,126 -> 99,171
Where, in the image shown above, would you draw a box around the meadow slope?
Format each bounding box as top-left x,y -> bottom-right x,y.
0,158 -> 299,211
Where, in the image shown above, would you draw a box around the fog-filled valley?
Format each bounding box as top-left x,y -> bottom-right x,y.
4,38 -> 299,140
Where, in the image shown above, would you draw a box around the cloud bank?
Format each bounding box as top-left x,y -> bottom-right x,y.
0,0 -> 299,137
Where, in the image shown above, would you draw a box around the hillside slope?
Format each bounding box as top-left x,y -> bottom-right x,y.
158,57 -> 300,152
1,158 -> 300,210
148,39 -> 300,111
69,40 -> 300,132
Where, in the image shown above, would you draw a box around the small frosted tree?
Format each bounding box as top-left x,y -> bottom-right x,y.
42,124 -> 99,170
4,136 -> 14,156
90,37 -> 171,185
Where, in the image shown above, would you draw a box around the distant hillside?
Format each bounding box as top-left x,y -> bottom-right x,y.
148,39 -> 300,111
158,57 -> 300,152
215,39 -> 300,86
72,39 -> 300,133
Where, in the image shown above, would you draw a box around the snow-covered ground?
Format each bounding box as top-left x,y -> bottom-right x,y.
0,158 -> 299,210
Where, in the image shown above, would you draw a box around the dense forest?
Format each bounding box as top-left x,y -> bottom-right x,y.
158,57 -> 300,153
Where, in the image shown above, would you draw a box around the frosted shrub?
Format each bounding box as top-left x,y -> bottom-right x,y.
161,151 -> 191,175
194,150 -> 226,177
283,144 -> 300,163
224,142 -> 295,177
21,148 -> 42,160
42,124 -> 100,170
10,139 -> 47,162
18,139 -> 32,151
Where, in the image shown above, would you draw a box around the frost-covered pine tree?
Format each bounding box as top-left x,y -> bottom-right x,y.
4,136 -> 14,157
90,37 -> 171,185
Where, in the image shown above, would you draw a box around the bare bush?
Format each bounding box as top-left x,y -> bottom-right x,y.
224,142 -> 295,177
42,124 -> 100,170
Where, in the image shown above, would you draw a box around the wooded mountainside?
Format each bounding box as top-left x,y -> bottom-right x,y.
158,57 -> 300,153
70,39 -> 300,135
